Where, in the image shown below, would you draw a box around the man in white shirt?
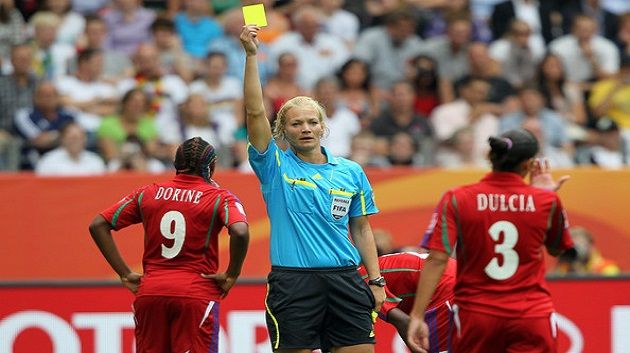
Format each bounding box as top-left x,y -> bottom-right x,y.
549,15 -> 619,83
270,5 -> 349,90
55,48 -> 118,133
36,122 -> 106,176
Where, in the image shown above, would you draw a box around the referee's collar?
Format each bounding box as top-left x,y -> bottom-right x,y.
286,145 -> 339,165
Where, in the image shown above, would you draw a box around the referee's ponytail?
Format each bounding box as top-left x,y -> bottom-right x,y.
488,129 -> 539,172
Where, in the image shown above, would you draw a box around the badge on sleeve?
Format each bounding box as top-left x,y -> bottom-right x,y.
331,196 -> 351,220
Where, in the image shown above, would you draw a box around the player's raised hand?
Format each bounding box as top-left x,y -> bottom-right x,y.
407,316 -> 429,353
240,25 -> 260,56
121,272 -> 143,294
201,272 -> 238,298
530,158 -> 570,192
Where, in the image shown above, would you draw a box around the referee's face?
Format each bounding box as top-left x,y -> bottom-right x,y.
284,106 -> 323,153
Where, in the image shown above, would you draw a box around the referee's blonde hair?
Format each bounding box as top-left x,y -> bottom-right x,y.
273,96 -> 329,141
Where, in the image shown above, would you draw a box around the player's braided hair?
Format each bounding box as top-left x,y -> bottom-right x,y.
174,137 -> 217,181
488,129 -> 539,172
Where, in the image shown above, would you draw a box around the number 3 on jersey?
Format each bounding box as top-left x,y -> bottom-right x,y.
484,220 -> 519,280
160,211 -> 186,259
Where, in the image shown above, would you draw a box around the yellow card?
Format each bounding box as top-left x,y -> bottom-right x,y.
242,3 -> 268,27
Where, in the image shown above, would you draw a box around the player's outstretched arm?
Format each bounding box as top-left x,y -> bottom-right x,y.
89,215 -> 141,293
202,221 -> 250,298
241,25 -> 272,152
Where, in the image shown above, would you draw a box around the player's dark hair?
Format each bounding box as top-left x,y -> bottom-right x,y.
174,137 -> 218,181
488,129 -> 539,172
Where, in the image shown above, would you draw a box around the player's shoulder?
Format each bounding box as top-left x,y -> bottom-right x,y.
333,156 -> 365,175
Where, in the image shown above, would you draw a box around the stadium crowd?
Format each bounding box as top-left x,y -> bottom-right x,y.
1,0 -> 629,175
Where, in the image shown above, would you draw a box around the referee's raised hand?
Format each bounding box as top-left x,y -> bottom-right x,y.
240,25 -> 260,57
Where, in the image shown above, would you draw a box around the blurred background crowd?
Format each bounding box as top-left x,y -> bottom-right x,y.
1,0 -> 630,176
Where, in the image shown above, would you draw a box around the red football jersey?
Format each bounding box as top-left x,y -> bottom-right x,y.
100,174 -> 248,301
423,172 -> 573,318
359,252 -> 455,353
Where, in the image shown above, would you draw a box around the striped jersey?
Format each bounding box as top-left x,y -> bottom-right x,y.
100,174 -> 248,301
248,139 -> 378,268
422,172 -> 573,318
359,252 -> 456,353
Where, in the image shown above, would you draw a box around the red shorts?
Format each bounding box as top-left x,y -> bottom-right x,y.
133,296 -> 219,353
452,306 -> 558,353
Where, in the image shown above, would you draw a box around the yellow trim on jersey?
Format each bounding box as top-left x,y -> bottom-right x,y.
275,150 -> 281,167
265,284 -> 280,349
329,189 -> 354,197
283,173 -> 317,188
360,191 -> 366,215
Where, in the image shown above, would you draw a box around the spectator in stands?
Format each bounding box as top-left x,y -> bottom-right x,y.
370,80 -> 433,152
588,54 -> 630,157
554,226 -> 620,276
353,9 -> 424,91
103,0 -> 156,56
435,126 -> 483,168
578,0 -> 620,41
43,0 -> 84,46
491,0 -> 560,44
96,88 -> 162,171
208,8 -> 271,83
501,87 -> 574,167
35,122 -> 106,175
190,52 -> 242,147
29,11 -> 76,79
315,76 -> 361,158
456,42 -> 516,108
489,19 -> 545,88
55,48 -> 118,136
271,5 -> 349,91
0,43 -> 36,170
536,53 -> 588,130
14,81 -> 75,168
577,117 -> 627,169
336,58 -> 378,124
423,16 -> 472,82
319,0 -> 360,49
263,52 -> 305,118
149,17 -> 194,83
347,130 -> 388,168
420,0 -> 491,42
407,55 -> 452,117
549,15 -> 619,84
430,76 -> 499,165
173,0 -> 223,59
614,13 -> 630,58
118,43 -> 188,146
387,131 -> 426,167
177,93 -> 222,161
0,0 -> 26,71
71,0 -> 109,16
0,43 -> 36,137
76,15 -> 133,84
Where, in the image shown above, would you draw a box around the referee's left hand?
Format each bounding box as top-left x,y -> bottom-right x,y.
370,285 -> 385,312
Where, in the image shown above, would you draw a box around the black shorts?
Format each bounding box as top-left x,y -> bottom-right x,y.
264,266 -> 376,351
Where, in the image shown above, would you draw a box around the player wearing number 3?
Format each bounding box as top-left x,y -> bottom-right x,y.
89,137 -> 249,353
407,129 -> 574,353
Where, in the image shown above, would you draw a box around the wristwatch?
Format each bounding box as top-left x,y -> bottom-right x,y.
368,276 -> 386,287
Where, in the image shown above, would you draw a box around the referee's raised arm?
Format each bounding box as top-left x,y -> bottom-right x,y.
240,25 -> 272,153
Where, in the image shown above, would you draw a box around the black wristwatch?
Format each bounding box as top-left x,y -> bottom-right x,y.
368,276 -> 386,287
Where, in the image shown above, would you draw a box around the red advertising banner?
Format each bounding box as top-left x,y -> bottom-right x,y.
1,279 -> 629,353
1,169 -> 630,281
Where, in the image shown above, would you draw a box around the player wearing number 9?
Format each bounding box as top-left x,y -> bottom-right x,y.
89,137 -> 250,353
407,129 -> 574,353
